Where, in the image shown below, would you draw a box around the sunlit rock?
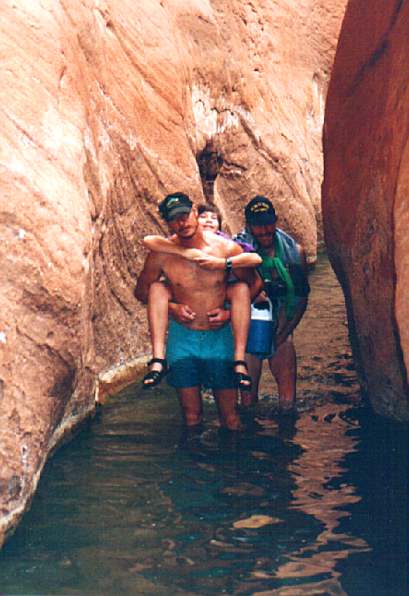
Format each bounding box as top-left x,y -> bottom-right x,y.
0,0 -> 345,545
323,1 -> 409,420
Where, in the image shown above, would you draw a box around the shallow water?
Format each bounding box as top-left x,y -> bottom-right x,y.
1,255 -> 408,595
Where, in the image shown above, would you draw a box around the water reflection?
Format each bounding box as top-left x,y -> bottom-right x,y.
121,399 -> 369,595
274,403 -> 370,592
0,388 -> 392,595
0,255 -> 402,595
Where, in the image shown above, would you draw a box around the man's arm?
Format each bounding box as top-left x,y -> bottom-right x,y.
143,235 -> 204,260
203,241 -> 251,329
249,271 -> 264,301
143,235 -> 175,252
276,245 -> 309,345
226,241 -> 259,286
275,297 -> 308,346
144,234 -> 262,269
192,251 -> 261,270
205,241 -> 260,329
134,252 -> 164,304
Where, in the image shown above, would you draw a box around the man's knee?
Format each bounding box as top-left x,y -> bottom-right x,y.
216,391 -> 241,429
269,338 -> 296,374
178,389 -> 203,426
276,338 -> 295,360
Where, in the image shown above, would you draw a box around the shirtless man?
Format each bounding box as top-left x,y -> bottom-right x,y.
141,203 -> 260,391
135,192 -> 255,431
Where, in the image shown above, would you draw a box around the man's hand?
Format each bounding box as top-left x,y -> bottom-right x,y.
182,250 -> 225,270
194,255 -> 225,270
275,295 -> 308,347
253,290 -> 269,304
207,307 -> 231,329
169,302 -> 196,324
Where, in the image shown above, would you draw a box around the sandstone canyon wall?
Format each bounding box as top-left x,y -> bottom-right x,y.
323,1 -> 409,420
0,0 -> 345,544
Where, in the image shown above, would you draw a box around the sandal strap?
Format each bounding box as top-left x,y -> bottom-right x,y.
236,373 -> 251,381
233,360 -> 248,369
143,360 -> 169,389
147,357 -> 167,366
145,370 -> 162,380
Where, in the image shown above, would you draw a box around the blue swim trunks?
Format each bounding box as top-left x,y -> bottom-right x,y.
166,319 -> 235,389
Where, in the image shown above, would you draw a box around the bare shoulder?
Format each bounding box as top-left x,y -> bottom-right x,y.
204,231 -> 242,256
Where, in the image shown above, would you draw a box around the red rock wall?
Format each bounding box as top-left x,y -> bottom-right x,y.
323,1 -> 409,420
0,0 -> 345,543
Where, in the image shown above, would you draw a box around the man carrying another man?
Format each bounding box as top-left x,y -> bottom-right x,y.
135,192 -> 257,432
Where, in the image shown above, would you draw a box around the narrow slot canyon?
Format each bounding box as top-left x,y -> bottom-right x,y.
0,2 -> 408,592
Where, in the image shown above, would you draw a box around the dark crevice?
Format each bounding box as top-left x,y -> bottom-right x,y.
196,141 -> 223,202
49,368 -> 76,402
349,1 -> 404,94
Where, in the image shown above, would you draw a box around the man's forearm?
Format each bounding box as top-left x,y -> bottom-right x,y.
144,235 -> 202,260
168,301 -> 178,317
229,253 -> 262,268
249,273 -> 264,301
144,235 -> 179,255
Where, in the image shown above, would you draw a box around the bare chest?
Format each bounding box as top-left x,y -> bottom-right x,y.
162,256 -> 225,292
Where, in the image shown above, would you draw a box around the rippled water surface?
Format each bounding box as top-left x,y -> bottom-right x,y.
1,255 -> 408,595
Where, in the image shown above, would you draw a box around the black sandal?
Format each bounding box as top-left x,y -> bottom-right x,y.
142,358 -> 168,389
233,360 -> 252,392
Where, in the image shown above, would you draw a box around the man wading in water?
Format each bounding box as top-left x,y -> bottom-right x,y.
237,196 -> 310,415
135,192 -> 257,431
141,202 -> 261,391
